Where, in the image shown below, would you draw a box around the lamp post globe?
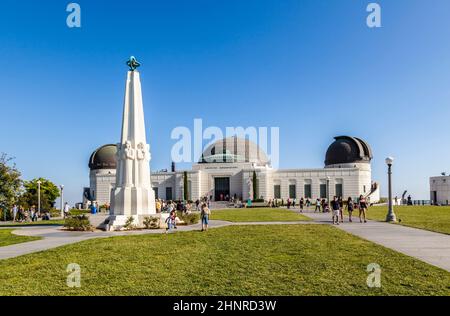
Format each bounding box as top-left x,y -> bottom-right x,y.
385,157 -> 397,222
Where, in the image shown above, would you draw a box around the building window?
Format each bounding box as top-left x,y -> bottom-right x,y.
289,185 -> 296,199
153,187 -> 158,199
304,184 -> 312,198
363,185 -> 366,193
166,187 -> 173,201
320,184 -> 327,199
274,185 -> 281,199
335,184 -> 343,198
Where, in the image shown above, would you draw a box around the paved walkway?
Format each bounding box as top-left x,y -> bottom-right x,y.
2,211 -> 450,273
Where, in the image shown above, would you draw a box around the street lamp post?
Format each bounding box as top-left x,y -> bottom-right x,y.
37,180 -> 41,215
385,157 -> 397,222
60,185 -> 64,218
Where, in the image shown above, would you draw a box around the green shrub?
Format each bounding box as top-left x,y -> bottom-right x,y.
177,212 -> 200,225
124,216 -> 136,230
64,215 -> 93,231
143,216 -> 160,229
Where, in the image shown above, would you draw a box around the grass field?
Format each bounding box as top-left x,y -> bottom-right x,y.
0,225 -> 449,296
0,229 -> 41,247
361,205 -> 450,235
211,208 -> 311,222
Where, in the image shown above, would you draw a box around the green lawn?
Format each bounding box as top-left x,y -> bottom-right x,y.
211,207 -> 311,222
0,229 -> 41,247
0,225 -> 449,296
362,205 -> 450,235
0,220 -> 65,227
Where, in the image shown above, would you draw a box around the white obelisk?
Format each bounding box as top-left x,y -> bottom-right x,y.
108,57 -> 156,230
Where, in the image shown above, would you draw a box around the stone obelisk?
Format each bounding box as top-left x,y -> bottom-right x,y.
108,56 -> 156,230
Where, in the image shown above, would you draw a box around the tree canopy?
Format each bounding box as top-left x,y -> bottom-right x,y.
20,178 -> 60,210
0,153 -> 22,210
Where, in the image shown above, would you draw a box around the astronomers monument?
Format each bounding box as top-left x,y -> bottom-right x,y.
107,57 -> 156,230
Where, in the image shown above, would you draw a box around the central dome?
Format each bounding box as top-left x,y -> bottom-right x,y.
199,137 -> 270,166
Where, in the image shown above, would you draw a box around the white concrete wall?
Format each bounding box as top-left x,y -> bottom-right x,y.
430,176 -> 450,205
89,169 -> 115,205
89,162 -> 376,203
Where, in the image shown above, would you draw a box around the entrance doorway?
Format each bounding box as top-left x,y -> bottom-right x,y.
214,177 -> 230,201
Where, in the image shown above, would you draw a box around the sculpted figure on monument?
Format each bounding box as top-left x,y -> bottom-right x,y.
123,141 -> 135,186
124,141 -> 135,160
137,142 -> 145,161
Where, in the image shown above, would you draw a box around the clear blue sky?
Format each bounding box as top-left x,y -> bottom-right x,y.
1,0 -> 450,205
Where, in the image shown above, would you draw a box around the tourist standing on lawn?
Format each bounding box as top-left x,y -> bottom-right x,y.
346,197 -> 354,222
331,196 -> 340,225
358,195 -> 368,223
201,203 -> 211,232
299,197 -> 304,213
338,197 -> 344,223
306,198 -> 311,209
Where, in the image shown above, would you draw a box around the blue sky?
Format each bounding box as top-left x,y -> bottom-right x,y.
1,0 -> 450,204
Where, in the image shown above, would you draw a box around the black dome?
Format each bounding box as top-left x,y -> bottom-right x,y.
89,144 -> 117,170
325,136 -> 373,166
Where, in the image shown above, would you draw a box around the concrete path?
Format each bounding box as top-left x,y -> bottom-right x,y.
303,211 -> 450,272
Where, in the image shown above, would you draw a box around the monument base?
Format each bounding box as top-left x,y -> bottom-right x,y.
110,186 -> 156,215
102,214 -> 160,231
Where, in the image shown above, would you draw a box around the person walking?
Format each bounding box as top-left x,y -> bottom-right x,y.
338,197 -> 344,223
299,197 -> 304,213
331,196 -> 340,225
314,198 -> 321,213
358,195 -> 368,223
306,198 -> 311,209
201,203 -> 211,232
63,202 -> 70,218
346,197 -> 354,222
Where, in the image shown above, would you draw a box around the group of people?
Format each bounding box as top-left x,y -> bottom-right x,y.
328,195 -> 369,225
10,204 -> 52,222
159,199 -> 212,233
269,195 -> 370,225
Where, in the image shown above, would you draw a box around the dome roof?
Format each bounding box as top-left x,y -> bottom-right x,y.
325,136 -> 373,166
89,144 -> 117,170
199,137 -> 270,166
